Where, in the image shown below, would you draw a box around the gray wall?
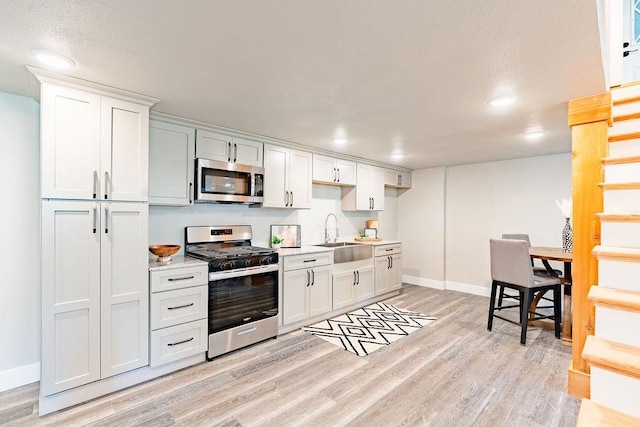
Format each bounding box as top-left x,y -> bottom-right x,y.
0,92 -> 41,391
398,153 -> 572,295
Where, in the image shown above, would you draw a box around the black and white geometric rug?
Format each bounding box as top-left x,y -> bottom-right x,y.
302,302 -> 436,356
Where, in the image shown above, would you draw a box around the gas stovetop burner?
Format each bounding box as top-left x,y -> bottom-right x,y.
184,225 -> 279,272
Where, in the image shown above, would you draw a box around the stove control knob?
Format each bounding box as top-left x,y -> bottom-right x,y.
260,256 -> 274,265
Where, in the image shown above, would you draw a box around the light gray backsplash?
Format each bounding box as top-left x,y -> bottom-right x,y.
149,185 -> 398,254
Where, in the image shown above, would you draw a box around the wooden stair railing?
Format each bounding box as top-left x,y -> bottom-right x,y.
576,398 -> 640,426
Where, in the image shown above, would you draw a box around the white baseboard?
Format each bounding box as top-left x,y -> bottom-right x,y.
402,275 -> 445,290
445,280 -> 491,297
0,362 -> 40,393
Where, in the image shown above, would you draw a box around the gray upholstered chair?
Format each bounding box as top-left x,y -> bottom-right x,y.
488,239 -> 561,345
501,233 -> 563,277
500,234 -> 563,311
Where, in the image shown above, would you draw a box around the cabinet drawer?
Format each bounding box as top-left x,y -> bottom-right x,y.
283,252 -> 333,271
150,264 -> 208,292
150,319 -> 207,367
151,286 -> 208,330
374,244 -> 402,257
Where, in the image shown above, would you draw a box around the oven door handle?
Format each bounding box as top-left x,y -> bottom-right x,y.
208,263 -> 279,281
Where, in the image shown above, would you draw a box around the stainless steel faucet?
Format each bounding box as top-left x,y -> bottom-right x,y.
324,213 -> 339,243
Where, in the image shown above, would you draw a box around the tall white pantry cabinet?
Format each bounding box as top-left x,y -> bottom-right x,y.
33,70 -> 158,400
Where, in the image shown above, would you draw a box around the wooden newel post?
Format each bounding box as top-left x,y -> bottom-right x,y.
566,93 -> 611,399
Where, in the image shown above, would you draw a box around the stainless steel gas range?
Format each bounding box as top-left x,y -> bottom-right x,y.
185,225 -> 279,359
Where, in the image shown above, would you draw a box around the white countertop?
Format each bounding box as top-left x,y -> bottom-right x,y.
148,255 -> 208,271
357,239 -> 401,246
277,246 -> 334,257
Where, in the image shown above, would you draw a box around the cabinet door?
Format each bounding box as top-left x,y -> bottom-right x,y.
370,167 -> 385,211
374,255 -> 391,295
101,97 -> 149,202
308,266 -> 332,317
41,84 -> 101,200
332,270 -> 356,310
195,129 -> 232,162
312,154 -> 337,184
100,202 -> 149,378
388,254 -> 403,291
288,149 -> 312,209
263,144 -> 289,208
282,269 -> 310,325
355,266 -> 375,302
41,200 -> 101,396
232,137 -> 263,167
355,164 -> 372,210
149,120 -> 195,206
336,159 -> 356,186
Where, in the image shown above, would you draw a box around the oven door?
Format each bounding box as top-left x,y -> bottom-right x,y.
208,265 -> 278,334
196,158 -> 264,204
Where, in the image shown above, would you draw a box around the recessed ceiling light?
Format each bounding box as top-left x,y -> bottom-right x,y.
488,95 -> 517,107
524,130 -> 545,140
333,137 -> 348,145
30,49 -> 75,70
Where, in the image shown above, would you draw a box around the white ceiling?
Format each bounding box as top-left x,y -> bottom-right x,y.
0,1 -> 605,170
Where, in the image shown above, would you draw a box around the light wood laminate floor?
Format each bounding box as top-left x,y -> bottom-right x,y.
0,285 -> 579,426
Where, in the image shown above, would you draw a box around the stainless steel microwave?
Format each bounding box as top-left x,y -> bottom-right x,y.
195,159 -> 264,204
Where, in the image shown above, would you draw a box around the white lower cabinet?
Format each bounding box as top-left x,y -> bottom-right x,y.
332,264 -> 375,310
374,244 -> 403,295
281,253 -> 333,325
41,200 -> 149,396
149,263 -> 209,367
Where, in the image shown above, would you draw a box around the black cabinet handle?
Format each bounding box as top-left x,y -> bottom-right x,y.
227,142 -> 231,162
353,271 -> 357,285
303,259 -> 316,263
168,337 -> 194,347
168,303 -> 194,310
189,182 -> 193,204
306,270 -> 310,287
168,276 -> 195,282
356,270 -> 360,284
311,269 -> 315,286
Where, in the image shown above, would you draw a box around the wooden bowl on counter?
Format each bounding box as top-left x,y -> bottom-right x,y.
149,244 -> 181,263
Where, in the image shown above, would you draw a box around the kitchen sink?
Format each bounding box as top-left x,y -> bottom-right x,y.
314,242 -> 361,248
313,241 -> 372,263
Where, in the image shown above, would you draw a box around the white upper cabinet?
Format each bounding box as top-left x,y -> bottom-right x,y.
149,120 -> 195,206
384,170 -> 412,189
263,144 -> 312,209
342,163 -> 385,211
40,83 -> 150,202
41,85 -> 101,200
101,98 -> 149,201
312,154 -> 356,186
195,129 -> 263,167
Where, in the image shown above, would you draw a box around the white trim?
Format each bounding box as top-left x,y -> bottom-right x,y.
445,280 -> 491,297
402,275 -> 445,290
0,362 -> 40,393
26,66 -> 160,106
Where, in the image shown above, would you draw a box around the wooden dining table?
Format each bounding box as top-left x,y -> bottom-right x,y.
529,247 -> 573,344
